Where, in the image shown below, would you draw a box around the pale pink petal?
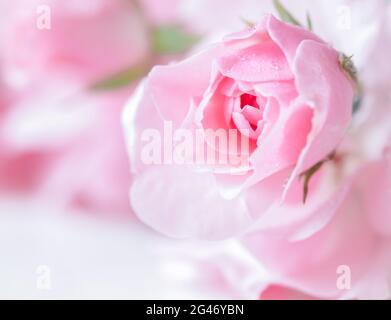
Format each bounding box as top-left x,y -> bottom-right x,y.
267,14 -> 323,65
254,81 -> 298,108
130,166 -> 253,240
217,41 -> 293,83
122,81 -> 165,175
244,102 -> 313,186
284,40 -> 353,199
241,105 -> 263,126
149,44 -> 224,128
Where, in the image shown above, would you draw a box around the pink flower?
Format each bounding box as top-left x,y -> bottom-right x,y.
237,7 -> 391,299
2,0 -> 149,85
0,0 -> 149,213
123,14 -> 354,239
259,284 -> 321,300
241,150 -> 391,299
139,0 -> 183,26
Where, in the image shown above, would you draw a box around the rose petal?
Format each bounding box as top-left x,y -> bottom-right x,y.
130,165 -> 252,240
217,41 -> 293,83
283,40 -> 353,199
149,44 -> 224,128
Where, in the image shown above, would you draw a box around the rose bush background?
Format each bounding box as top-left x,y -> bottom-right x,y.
0,0 -> 390,299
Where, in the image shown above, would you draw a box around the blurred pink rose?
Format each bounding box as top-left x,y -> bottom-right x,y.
242,149 -> 391,299
260,284 -> 321,300
140,0 -> 183,25
0,0 -> 150,213
123,14 -> 354,239
1,0 -> 149,85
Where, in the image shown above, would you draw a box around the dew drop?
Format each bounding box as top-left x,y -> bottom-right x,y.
271,61 -> 280,71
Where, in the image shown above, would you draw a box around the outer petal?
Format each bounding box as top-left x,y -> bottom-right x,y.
148,44 -> 224,128
122,81 -> 164,175
245,163 -> 352,242
284,40 -> 353,198
267,14 -> 323,65
130,165 -> 252,240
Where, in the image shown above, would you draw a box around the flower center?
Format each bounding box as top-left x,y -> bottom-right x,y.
240,93 -> 259,110
230,93 -> 265,141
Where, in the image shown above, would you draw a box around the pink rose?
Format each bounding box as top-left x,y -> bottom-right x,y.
2,0 -> 149,85
0,0 -> 149,213
259,284 -> 321,300
241,151 -> 391,300
238,8 -> 391,300
139,0 -> 183,25
123,14 -> 354,239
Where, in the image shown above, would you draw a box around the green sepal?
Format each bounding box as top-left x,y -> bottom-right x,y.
273,0 -> 302,27
152,25 -> 199,55
90,65 -> 148,91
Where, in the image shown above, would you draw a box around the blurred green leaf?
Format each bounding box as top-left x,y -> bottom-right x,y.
352,94 -> 362,115
152,25 -> 199,55
91,65 -> 148,91
273,0 -> 302,27
306,12 -> 313,31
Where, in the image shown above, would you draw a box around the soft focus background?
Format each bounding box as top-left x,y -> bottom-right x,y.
0,0 -> 389,299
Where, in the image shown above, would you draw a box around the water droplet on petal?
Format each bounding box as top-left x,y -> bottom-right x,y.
271,61 -> 280,70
